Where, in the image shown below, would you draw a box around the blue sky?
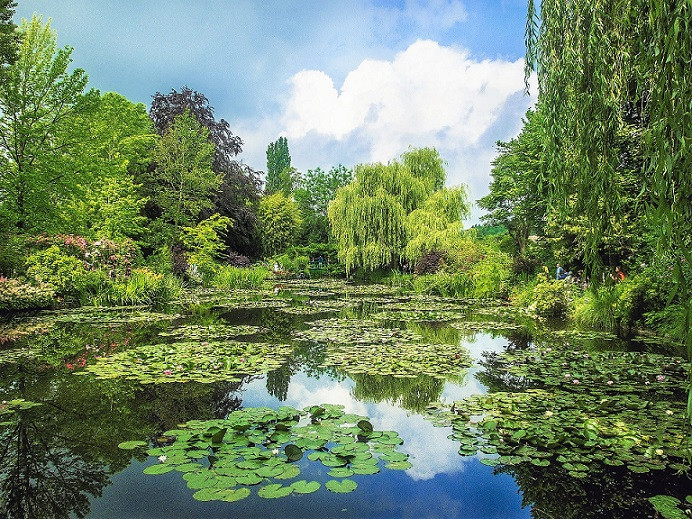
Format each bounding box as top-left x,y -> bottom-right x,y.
15,0 -> 535,222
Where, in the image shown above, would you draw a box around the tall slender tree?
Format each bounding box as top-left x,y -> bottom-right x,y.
478,109 -> 547,255
145,110 -> 218,235
265,137 -> 291,194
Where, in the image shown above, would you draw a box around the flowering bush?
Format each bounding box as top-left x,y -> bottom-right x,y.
0,278 -> 55,311
30,234 -> 136,277
531,278 -> 576,317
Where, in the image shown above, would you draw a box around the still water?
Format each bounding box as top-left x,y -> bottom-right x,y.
0,282 -> 687,518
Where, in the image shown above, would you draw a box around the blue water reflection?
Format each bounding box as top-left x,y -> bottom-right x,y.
87,331 -> 532,518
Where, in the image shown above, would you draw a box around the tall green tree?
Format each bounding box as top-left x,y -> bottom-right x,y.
257,192 -> 301,256
525,0 -> 692,416
265,136 -> 291,194
328,147 -> 468,273
60,92 -> 156,240
0,0 -> 17,70
294,164 -> 352,244
0,15 -> 92,232
149,87 -> 261,256
478,109 -> 547,255
145,110 -> 219,235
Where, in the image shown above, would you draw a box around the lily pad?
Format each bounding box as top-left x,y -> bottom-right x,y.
118,440 -> 147,450
325,478 -> 358,493
290,480 -> 321,494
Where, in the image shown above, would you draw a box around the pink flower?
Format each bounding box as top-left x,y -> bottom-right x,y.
163,369 -> 172,376
239,358 -> 245,363
656,375 -> 665,382
607,380 -> 614,385
564,373 -> 572,379
572,379 -> 580,384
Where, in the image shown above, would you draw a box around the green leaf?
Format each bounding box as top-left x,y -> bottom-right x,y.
284,444 -> 303,462
143,463 -> 175,475
258,483 -> 293,499
385,460 -> 412,470
357,420 -> 373,433
118,440 -> 147,450
325,479 -> 358,493
218,488 -> 251,502
290,480 -> 321,494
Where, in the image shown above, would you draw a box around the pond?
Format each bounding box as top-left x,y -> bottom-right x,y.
0,280 -> 689,518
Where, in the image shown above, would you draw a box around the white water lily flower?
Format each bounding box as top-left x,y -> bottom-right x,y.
158,455 -> 167,463
272,448 -> 279,455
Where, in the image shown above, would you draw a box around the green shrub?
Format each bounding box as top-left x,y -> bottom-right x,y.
0,278 -> 55,311
212,265 -> 269,289
92,268 -> 182,306
468,251 -> 512,298
530,278 -> 574,317
412,272 -> 473,298
645,303 -> 689,344
25,246 -> 91,298
179,214 -> 233,286
573,274 -> 654,332
0,235 -> 29,277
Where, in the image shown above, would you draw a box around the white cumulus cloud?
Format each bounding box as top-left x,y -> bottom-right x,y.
283,39 -> 529,161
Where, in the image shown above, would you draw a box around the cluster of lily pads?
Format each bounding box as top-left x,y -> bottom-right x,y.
0,347 -> 39,366
322,341 -> 472,379
53,309 -> 182,324
370,309 -> 462,322
294,318 -> 424,345
79,340 -> 292,384
481,346 -> 689,397
158,324 -> 267,341
293,318 -> 472,378
120,404 -> 411,502
276,298 -> 360,316
0,398 -> 42,425
426,344 -> 691,479
649,495 -> 692,519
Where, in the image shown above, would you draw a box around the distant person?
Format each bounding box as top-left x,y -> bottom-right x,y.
317,255 -> 324,268
273,262 -> 280,273
556,263 -> 570,280
614,265 -> 625,281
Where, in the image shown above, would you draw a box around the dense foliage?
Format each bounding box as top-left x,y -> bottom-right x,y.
522,0 -> 691,418
0,0 -> 17,70
0,16 -> 93,233
328,148 -> 469,274
294,165 -> 352,244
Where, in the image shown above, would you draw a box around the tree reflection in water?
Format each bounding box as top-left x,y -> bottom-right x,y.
0,357 -> 249,518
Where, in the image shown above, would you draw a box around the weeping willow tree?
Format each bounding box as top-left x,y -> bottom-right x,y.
525,0 -> 691,420
404,187 -> 470,263
328,147 -> 469,274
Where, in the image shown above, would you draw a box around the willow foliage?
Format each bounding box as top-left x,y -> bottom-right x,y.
525,0 -> 692,418
404,187 -> 470,263
328,148 -> 469,274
